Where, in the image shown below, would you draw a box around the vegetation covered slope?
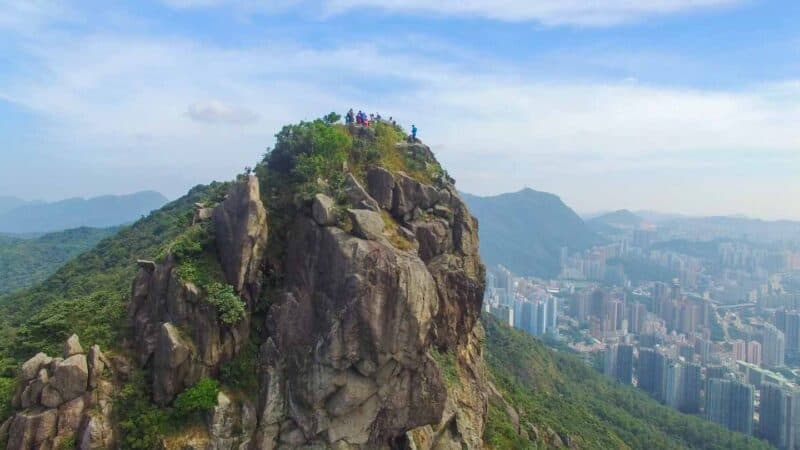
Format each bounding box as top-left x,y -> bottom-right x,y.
462,189 -> 602,278
482,316 -> 771,450
0,190 -> 168,234
0,183 -> 229,422
0,227 -> 117,295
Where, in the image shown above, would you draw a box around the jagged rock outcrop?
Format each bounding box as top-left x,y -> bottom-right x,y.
252,141 -> 487,449
3,335 -> 117,450
212,175 -> 268,303
5,133 -> 489,450
129,175 -> 268,405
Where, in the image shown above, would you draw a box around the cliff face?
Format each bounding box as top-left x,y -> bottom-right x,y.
255,162 -> 486,449
2,122 -> 489,450
129,175 -> 267,406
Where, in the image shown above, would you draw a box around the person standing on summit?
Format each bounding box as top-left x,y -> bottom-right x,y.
411,124 -> 417,142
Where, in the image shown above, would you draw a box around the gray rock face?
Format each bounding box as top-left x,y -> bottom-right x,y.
63,334 -> 84,358
208,391 -> 257,450
129,175 -> 268,405
257,215 -> 448,447
5,336 -> 117,450
254,160 -> 488,448
392,172 -> 439,219
79,414 -> 115,450
312,193 -> 337,226
153,322 -> 194,404
6,409 -> 57,450
87,345 -> 109,389
213,174 -> 269,300
344,173 -> 380,211
365,166 -> 395,209
347,209 -> 385,241
20,353 -> 51,381
49,354 -> 89,404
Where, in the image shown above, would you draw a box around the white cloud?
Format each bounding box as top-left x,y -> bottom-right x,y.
0,0 -> 74,32
155,0 -> 742,26
2,17 -> 800,218
186,100 -> 259,124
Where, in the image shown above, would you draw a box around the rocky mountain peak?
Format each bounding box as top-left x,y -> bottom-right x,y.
2,118 -> 489,450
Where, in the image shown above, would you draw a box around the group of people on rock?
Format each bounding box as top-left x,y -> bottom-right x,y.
344,108 -> 418,141
345,109 -> 396,127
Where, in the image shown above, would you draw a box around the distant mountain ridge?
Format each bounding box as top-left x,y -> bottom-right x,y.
587,209 -> 643,232
0,196 -> 40,216
0,191 -> 168,233
462,188 -> 603,278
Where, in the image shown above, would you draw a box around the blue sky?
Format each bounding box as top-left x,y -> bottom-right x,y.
1,0 -> 799,219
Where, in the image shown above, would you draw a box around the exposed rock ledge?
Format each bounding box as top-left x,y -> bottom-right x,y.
1,335 -> 119,449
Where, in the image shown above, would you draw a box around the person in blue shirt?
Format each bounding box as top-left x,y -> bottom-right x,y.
411,124 -> 417,141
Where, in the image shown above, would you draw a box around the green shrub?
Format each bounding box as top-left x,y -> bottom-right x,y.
205,283 -> 246,325
159,223 -> 213,262
116,372 -> 170,450
57,436 -> 76,450
0,376 -> 13,422
322,112 -> 341,124
430,348 -> 459,388
220,342 -> 258,392
173,378 -> 219,417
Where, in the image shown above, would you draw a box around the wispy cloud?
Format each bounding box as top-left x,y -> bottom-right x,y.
156,0 -> 743,26
325,0 -> 743,26
186,100 -> 259,124
1,0 -> 798,219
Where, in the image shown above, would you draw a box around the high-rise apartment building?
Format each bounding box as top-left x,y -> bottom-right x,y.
760,382 -> 799,450
762,324 -> 786,368
706,378 -> 754,435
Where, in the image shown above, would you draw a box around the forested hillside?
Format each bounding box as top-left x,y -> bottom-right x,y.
0,227 -> 116,295
0,182 -> 230,423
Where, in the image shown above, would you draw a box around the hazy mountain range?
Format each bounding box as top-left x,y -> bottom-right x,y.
0,191 -> 169,234
462,188 -> 603,278
587,208 -> 800,243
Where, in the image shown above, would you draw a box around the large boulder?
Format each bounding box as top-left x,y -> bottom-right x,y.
212,174 -> 268,300
365,166 -> 395,209
5,336 -> 118,450
344,173 -> 380,211
347,209 -> 385,241
63,334 -> 84,358
48,354 -> 89,405
391,172 -> 439,219
20,353 -> 51,381
153,322 -> 194,405
312,193 -> 337,226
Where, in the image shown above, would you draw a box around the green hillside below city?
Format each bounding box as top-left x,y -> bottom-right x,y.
482,317 -> 771,450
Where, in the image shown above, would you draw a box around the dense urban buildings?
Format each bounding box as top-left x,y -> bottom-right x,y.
487,217 -> 800,445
